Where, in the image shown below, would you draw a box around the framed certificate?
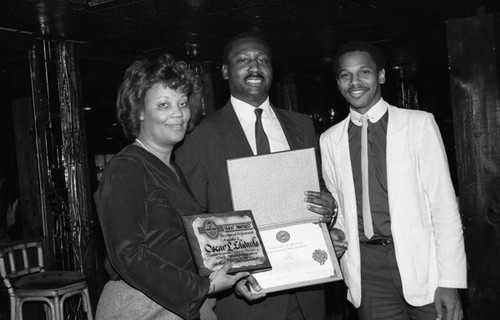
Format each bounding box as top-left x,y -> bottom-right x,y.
250,222 -> 340,293
227,148 -> 343,292
182,210 -> 271,276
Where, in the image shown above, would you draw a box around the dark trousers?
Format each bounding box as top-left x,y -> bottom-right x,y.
286,293 -> 305,320
358,242 -> 436,320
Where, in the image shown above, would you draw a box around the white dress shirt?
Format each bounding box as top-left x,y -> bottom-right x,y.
231,96 -> 290,155
349,97 -> 388,125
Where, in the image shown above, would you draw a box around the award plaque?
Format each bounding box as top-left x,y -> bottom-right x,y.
182,210 -> 271,276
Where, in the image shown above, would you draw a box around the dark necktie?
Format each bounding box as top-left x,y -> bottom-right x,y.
254,108 -> 271,155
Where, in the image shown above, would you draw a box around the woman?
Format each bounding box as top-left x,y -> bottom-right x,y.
94,53 -> 249,320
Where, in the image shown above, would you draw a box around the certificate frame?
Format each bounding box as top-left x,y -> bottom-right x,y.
182,210 -> 271,276
250,221 -> 342,293
227,148 -> 343,292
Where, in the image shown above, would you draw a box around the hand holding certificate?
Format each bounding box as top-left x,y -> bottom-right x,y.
227,148 -> 343,293
329,227 -> 348,258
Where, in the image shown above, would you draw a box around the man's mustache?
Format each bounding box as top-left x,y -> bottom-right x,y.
347,85 -> 369,92
245,73 -> 265,81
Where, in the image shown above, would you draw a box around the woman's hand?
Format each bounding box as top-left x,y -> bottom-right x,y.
208,262 -> 250,295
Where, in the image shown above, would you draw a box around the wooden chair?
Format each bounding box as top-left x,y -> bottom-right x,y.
0,239 -> 93,320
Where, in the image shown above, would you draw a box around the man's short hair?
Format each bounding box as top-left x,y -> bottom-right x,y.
332,40 -> 386,77
222,32 -> 272,64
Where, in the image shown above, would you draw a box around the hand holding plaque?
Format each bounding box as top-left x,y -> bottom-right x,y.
182,210 -> 271,276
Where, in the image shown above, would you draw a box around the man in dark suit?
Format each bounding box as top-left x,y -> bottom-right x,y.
175,32 -> 335,320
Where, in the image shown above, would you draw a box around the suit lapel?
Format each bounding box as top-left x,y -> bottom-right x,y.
273,106 -> 306,150
386,106 -> 407,214
216,101 -> 254,159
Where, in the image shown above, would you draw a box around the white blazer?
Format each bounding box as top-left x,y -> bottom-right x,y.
320,100 -> 467,307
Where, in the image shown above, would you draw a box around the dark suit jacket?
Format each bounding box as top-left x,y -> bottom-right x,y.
175,101 -> 325,320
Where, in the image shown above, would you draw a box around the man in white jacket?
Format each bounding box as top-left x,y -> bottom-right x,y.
320,40 -> 466,320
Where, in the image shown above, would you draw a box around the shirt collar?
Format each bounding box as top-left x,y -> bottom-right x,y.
231,95 -> 271,120
350,98 -> 388,126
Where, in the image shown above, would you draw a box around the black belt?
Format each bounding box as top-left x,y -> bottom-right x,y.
360,237 -> 393,246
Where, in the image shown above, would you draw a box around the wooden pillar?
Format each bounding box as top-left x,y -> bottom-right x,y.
446,13 -> 500,318
24,40 -> 93,274
12,97 -> 43,240
56,41 -> 92,273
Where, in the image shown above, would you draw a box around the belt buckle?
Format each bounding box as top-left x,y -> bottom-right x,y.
380,238 -> 393,246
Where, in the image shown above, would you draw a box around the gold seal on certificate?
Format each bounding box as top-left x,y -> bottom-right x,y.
182,210 -> 271,276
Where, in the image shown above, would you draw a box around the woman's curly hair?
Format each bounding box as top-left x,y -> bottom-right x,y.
116,53 -> 203,140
